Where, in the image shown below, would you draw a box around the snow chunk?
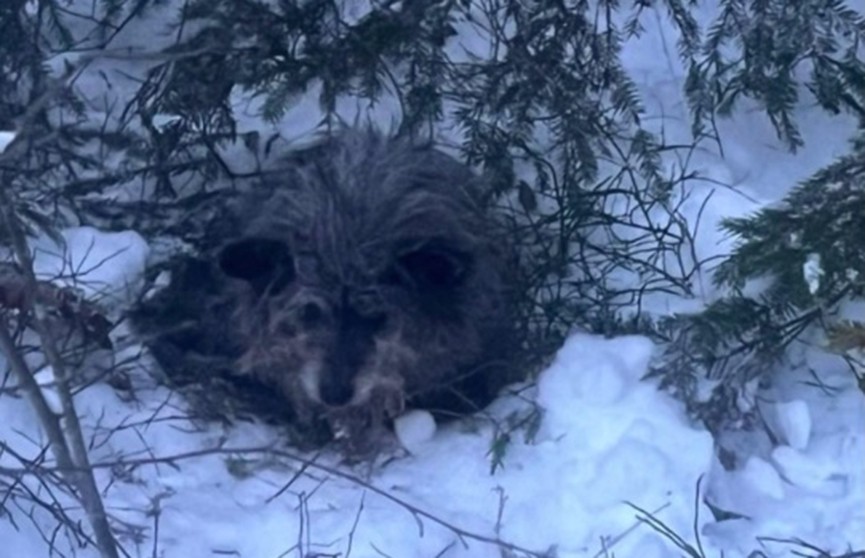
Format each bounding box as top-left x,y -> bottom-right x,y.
394,409 -> 437,453
773,399 -> 811,450
33,366 -> 62,414
152,114 -> 183,130
0,130 -> 16,153
803,253 -> 824,295
30,226 -> 150,309
740,456 -> 785,500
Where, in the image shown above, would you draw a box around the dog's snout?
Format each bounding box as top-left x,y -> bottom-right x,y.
299,300 -> 325,327
319,372 -> 355,407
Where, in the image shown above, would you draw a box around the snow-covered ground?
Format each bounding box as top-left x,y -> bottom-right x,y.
2,230 -> 861,557
1,1 -> 863,557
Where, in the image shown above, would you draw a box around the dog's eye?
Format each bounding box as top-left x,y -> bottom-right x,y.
218,237 -> 295,294
390,246 -> 470,290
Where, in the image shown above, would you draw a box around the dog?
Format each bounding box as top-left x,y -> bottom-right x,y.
130,127 -> 523,456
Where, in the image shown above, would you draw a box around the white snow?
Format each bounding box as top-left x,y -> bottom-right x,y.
773,399 -> 812,451
804,253 -> 824,295
29,226 -> 150,310
3,235 -> 863,558
394,409 -> 438,454
0,131 -> 16,153
1,0 -> 864,557
32,365 -> 63,414
740,456 -> 786,501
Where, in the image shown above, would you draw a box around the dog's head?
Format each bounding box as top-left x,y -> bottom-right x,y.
218,129 -> 510,424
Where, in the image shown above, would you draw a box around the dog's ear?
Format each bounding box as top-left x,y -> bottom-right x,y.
218,237 -> 295,294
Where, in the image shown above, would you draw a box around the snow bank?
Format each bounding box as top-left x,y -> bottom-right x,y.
0,222 -> 862,558
30,226 -> 150,309
1,239 -> 717,557
78,330 -> 714,558
1,231 -> 719,557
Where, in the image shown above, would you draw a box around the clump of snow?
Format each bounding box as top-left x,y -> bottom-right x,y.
32,366 -> 63,414
394,409 -> 437,454
773,399 -> 812,450
29,226 -> 149,309
803,252 -> 824,295
0,130 -> 16,153
740,456 -> 786,500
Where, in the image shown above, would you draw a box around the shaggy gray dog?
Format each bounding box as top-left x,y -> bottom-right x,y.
131,128 -> 522,455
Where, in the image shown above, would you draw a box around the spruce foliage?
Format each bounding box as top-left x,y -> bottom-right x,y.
683,0 -> 865,150
653,127 -> 865,428
650,0 -> 865,427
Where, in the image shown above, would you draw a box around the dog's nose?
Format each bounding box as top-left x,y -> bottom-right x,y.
299,301 -> 325,327
319,372 -> 355,407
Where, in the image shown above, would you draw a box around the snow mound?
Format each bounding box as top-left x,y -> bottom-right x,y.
523,334 -> 714,554
99,332 -> 716,557
30,226 -> 150,309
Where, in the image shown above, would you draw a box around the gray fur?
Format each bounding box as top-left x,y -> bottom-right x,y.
131,127 -> 522,454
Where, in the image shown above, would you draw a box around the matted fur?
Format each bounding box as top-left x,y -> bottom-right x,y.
131,127 -> 522,455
